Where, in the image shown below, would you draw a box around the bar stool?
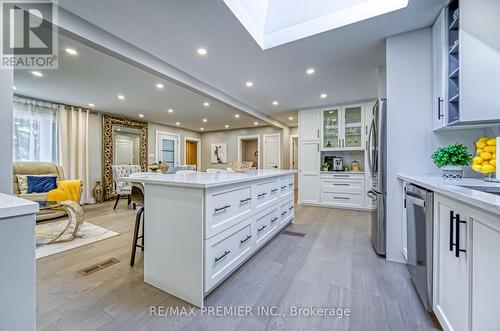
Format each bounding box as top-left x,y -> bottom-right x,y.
130,206 -> 144,267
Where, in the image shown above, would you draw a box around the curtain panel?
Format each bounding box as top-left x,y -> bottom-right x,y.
58,106 -> 91,204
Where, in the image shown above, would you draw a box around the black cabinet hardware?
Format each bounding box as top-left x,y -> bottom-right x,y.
333,183 -> 350,186
455,213 -> 467,258
271,189 -> 279,193
214,250 -> 230,263
215,205 -> 231,212
438,97 -> 444,120
271,217 -> 278,223
240,235 -> 252,244
334,197 -> 350,200
288,183 -> 294,186
281,185 -> 287,189
257,225 -> 267,232
281,211 -> 287,216
289,206 -> 294,210
258,193 -> 267,198
240,197 -> 252,203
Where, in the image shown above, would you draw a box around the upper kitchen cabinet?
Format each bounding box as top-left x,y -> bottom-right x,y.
432,0 -> 500,129
321,104 -> 364,151
299,109 -> 321,141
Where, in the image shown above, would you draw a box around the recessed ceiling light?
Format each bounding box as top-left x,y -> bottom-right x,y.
203,102 -> 210,107
65,48 -> 78,55
12,86 -> 16,90
138,114 -> 144,118
254,122 -> 259,125
272,101 -> 278,106
306,68 -> 315,75
289,117 -> 294,120
245,81 -> 253,87
167,108 -> 173,113
235,114 -> 240,118
202,118 -> 207,122
200,127 -> 204,131
156,83 -> 164,89
31,71 -> 43,77
117,94 -> 125,100
197,48 -> 207,55
320,93 -> 327,99
88,103 -> 95,108
175,122 -> 180,126
225,124 -> 229,128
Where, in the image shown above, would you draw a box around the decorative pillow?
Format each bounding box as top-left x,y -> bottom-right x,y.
16,174 -> 56,194
27,175 -> 57,194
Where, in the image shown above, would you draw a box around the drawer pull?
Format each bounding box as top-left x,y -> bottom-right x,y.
257,225 -> 267,232
271,189 -> 279,193
288,183 -> 294,186
271,217 -> 278,223
334,197 -> 350,200
240,235 -> 252,244
333,175 -> 349,178
333,183 -> 350,186
214,250 -> 231,263
214,205 -> 231,212
281,186 -> 287,189
281,211 -> 287,216
289,206 -> 294,210
240,197 -> 252,203
257,193 -> 267,198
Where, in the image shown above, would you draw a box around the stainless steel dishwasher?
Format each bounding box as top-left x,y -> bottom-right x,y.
405,183 -> 434,312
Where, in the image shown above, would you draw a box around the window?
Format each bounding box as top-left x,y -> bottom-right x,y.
13,98 -> 58,163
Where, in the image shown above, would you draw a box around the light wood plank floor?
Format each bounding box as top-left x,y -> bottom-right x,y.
36,198 -> 440,331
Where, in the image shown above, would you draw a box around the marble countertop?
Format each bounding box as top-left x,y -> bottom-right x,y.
398,174 -> 500,216
0,193 -> 39,219
125,169 -> 297,188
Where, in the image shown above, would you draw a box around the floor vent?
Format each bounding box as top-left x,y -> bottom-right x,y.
79,258 -> 119,276
282,230 -> 306,237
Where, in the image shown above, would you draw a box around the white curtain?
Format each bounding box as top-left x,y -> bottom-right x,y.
58,105 -> 91,204
13,97 -> 58,163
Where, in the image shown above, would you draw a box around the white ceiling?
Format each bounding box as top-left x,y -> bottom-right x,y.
52,0 -> 444,127
13,34 -> 267,132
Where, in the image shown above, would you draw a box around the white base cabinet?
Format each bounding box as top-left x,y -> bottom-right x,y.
320,173 -> 366,209
433,193 -> 500,331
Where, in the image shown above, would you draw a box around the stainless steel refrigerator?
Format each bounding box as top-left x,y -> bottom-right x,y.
367,98 -> 387,255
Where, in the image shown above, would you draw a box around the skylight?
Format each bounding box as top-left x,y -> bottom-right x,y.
224,0 -> 409,49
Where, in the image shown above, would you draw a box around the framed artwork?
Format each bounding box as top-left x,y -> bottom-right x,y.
211,143 -> 227,164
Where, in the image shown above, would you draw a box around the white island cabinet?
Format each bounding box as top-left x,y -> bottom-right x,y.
127,170 -> 296,307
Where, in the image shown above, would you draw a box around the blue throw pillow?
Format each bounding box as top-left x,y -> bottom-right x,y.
27,176 -> 57,194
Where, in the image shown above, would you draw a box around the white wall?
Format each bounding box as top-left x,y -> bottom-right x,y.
0,69 -> 13,193
386,28 -> 486,263
88,113 -> 102,202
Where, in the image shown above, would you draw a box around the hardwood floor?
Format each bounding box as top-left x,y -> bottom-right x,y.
36,198 -> 439,331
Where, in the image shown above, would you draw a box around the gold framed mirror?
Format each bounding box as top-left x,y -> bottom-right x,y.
102,115 -> 148,200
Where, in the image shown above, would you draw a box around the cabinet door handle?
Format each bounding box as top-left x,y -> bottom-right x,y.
455,213 -> 467,258
281,185 -> 287,189
258,225 -> 267,232
214,205 -> 231,212
214,250 -> 230,263
271,217 -> 278,223
317,129 -> 319,138
271,189 -> 279,193
288,183 -> 294,186
240,197 -> 252,203
438,97 -> 444,120
449,211 -> 455,251
240,235 -> 252,244
258,193 -> 267,198
281,211 -> 287,216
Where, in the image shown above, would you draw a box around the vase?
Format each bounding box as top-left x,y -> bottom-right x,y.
442,166 -> 463,179
93,180 -> 103,203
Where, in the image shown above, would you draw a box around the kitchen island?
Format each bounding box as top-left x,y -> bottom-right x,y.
127,170 -> 296,306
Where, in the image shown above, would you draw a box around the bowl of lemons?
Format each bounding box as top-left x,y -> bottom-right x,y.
472,137 -> 497,175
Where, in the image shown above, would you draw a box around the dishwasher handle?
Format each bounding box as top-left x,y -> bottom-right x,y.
405,191 -> 426,207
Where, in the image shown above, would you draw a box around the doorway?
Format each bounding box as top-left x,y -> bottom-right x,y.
184,137 -> 201,170
237,135 -> 260,169
263,133 -> 281,169
156,131 -> 180,173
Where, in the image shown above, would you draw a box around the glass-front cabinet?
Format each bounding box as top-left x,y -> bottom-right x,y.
321,104 -> 364,151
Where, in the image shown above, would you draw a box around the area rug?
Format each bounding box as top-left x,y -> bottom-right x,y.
36,221 -> 120,259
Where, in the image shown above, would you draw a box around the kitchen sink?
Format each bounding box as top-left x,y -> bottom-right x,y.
459,186 -> 500,196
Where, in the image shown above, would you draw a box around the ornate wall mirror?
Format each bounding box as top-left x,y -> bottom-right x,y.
102,115 -> 148,200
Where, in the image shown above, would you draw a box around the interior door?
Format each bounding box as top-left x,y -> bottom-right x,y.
263,134 -> 280,169
157,133 -> 178,173
115,139 -> 133,165
186,140 -> 197,168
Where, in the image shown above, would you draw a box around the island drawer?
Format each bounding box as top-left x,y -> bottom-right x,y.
279,198 -> 294,225
280,175 -> 295,198
254,206 -> 279,248
205,184 -> 253,238
252,179 -> 280,211
205,218 -> 254,291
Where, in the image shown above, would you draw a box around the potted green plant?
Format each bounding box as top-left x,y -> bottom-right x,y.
431,143 -> 472,179
321,162 -> 330,171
